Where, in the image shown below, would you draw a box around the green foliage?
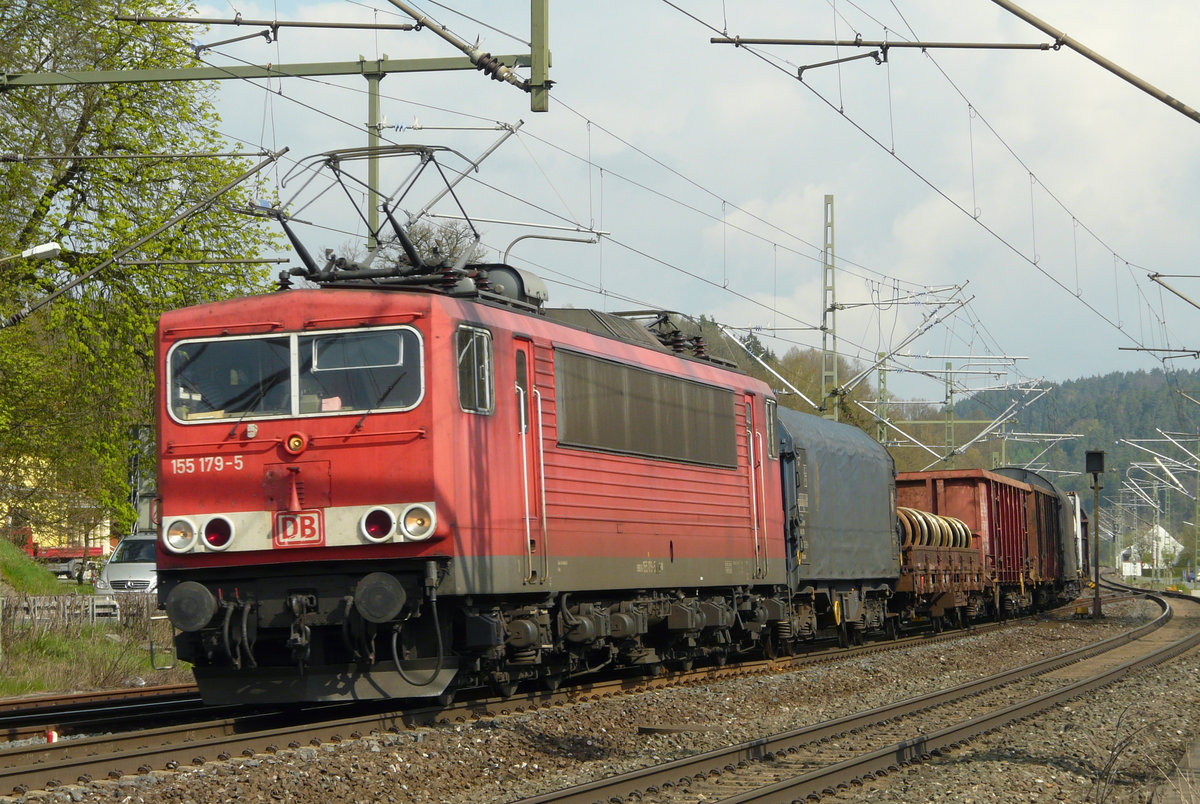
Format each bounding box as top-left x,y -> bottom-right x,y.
0,0 -> 281,538
0,539 -> 64,595
739,331 -> 776,363
769,346 -> 876,432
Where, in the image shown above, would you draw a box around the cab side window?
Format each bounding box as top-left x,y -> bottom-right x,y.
457,326 -> 494,413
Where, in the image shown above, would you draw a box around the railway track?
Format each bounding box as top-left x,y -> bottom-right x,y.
515,587 -> 1200,803
0,593 -> 1138,796
0,684 -> 205,744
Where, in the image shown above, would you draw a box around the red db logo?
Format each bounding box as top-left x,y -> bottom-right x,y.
273,510 -> 325,548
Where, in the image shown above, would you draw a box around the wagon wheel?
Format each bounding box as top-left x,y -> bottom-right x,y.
837,620 -> 850,649
763,631 -> 778,660
489,675 -> 518,699
674,657 -> 695,672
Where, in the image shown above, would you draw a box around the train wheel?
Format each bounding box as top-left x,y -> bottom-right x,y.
490,676 -> 518,699
837,621 -> 850,649
885,619 -> 899,641
542,673 -> 564,692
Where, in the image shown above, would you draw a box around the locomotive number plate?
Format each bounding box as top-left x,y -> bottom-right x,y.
273,510 -> 325,549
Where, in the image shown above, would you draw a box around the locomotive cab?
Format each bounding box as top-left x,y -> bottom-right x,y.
156,290 -> 466,701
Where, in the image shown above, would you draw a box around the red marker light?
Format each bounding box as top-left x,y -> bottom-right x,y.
203,517 -> 233,550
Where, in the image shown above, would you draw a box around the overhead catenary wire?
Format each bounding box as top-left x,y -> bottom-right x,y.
10,2 -> 1047,402
679,2 -> 1175,363
114,4 -> 964,338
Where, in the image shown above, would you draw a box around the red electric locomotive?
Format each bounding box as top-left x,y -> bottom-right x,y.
156,256 -> 800,701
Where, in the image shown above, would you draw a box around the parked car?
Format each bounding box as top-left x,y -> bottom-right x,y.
95,532 -> 157,593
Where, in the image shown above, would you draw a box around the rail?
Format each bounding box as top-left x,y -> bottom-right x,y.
516,592 -> 1188,802
0,591 -> 1146,796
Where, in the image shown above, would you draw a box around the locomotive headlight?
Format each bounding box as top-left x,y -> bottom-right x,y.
164,519 -> 197,554
283,431 -> 308,455
360,507 -> 396,544
201,516 -> 234,551
399,503 -> 436,541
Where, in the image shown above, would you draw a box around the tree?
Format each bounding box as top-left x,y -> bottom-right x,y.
337,220 -> 487,268
739,331 -> 776,363
769,346 -> 876,433
0,0 -> 280,539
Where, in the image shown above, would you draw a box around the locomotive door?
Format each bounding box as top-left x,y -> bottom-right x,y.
515,339 -> 548,584
744,395 -> 767,579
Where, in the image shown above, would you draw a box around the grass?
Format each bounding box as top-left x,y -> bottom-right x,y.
0,538 -> 67,595
0,615 -> 192,697
1,539 -> 192,696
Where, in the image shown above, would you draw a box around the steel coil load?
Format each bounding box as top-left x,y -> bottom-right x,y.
897,507 -> 972,549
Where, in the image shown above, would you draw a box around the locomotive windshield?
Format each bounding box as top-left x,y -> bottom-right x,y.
168,327 -> 423,422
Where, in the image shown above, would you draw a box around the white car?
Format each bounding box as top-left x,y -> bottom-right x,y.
95,533 -> 157,593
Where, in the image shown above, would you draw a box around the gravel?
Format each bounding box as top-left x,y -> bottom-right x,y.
6,600 -> 1196,804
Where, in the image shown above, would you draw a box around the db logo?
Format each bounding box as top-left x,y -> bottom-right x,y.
273,510 -> 325,548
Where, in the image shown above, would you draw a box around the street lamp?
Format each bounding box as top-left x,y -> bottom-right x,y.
0,242 -> 61,265
1086,450 -> 1105,619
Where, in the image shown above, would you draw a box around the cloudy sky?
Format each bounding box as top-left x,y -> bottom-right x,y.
191,0 -> 1200,403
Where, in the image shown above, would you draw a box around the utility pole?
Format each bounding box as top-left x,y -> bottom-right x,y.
1154,481 -> 1161,588
821,195 -> 838,421
875,352 -> 888,442
944,362 -> 955,468
882,354 -> 1029,467
1086,450 -> 1104,619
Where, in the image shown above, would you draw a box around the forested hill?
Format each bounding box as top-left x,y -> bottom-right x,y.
951,366 -> 1200,503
